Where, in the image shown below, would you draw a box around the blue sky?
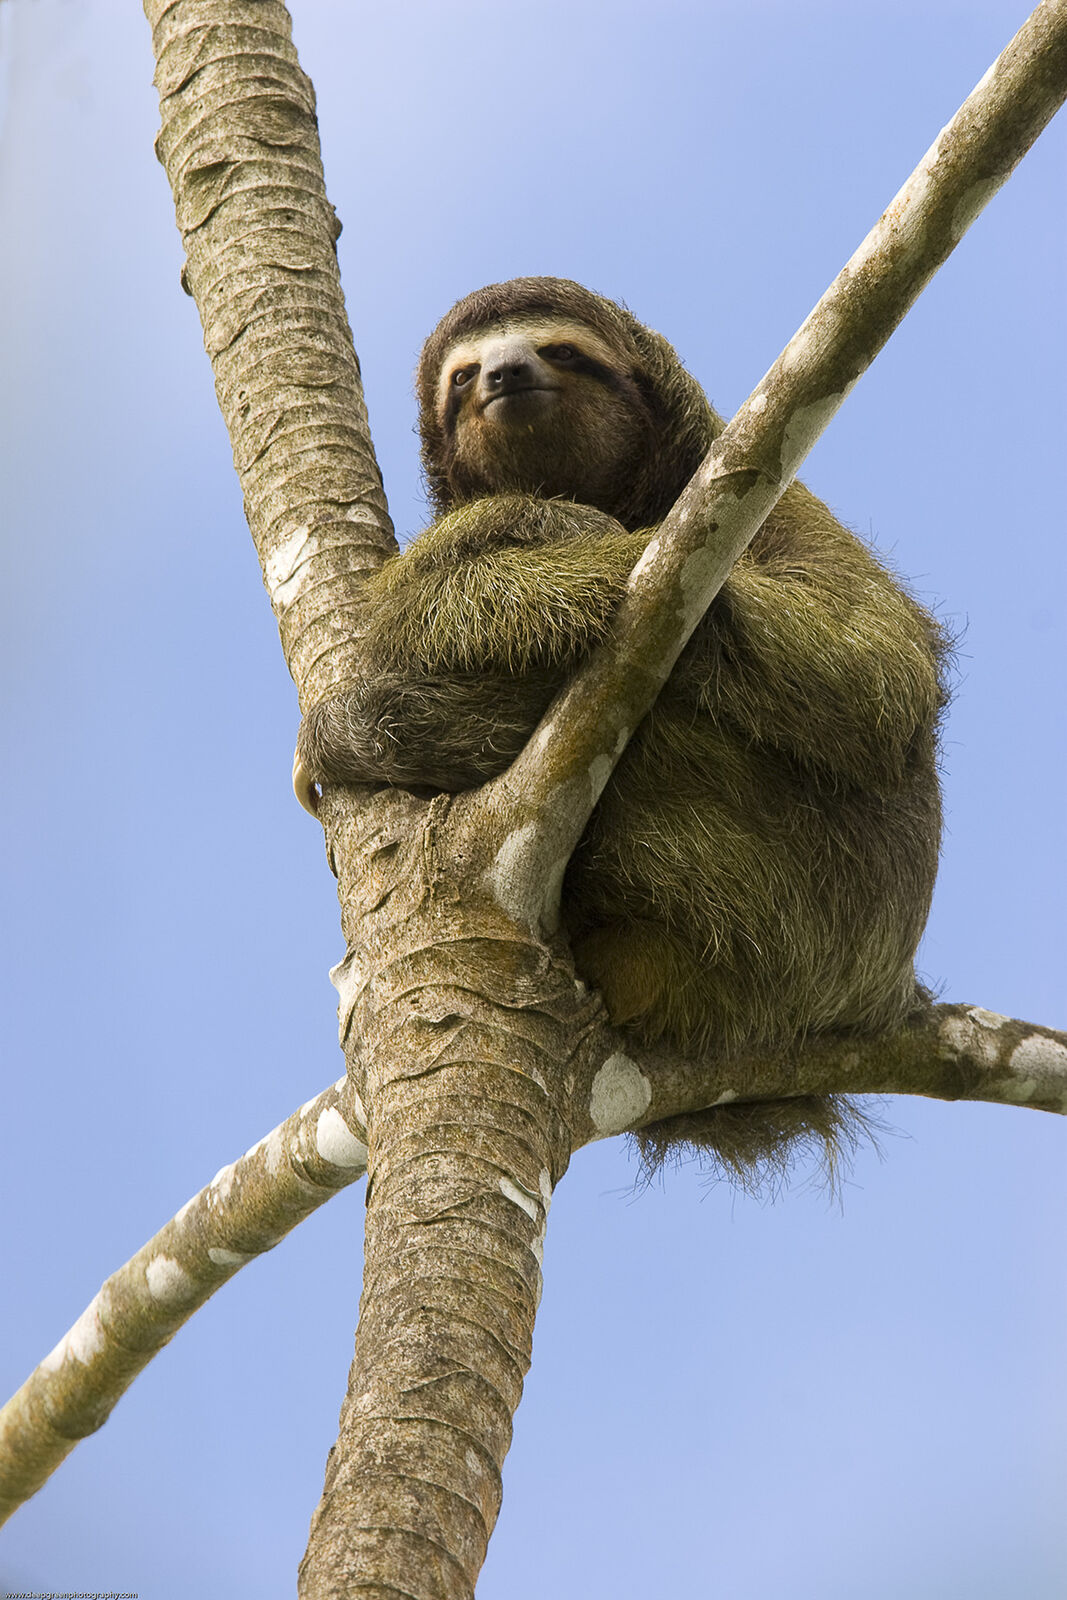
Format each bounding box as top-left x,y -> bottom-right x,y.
1,2 -> 1064,1596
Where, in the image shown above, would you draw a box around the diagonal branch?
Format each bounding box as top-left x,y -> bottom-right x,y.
0,1081 -> 365,1526
472,0 -> 1067,901
580,1004 -> 1067,1152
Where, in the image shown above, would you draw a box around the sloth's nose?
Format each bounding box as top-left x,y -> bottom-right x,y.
488,360 -> 531,385
482,341 -> 536,390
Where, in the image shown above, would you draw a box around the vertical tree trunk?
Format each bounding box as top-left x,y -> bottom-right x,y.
297,791 -> 588,1597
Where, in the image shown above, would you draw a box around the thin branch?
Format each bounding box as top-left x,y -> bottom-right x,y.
569,1005 -> 1067,1150
0,1082 -> 365,1526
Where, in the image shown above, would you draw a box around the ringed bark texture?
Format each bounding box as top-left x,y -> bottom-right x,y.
299,790 -> 588,1598
146,0 -> 395,706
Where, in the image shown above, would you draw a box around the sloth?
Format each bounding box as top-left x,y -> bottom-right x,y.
296,278 -> 949,1177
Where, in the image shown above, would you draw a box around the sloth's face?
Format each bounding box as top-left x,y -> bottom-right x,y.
435,318 -> 651,514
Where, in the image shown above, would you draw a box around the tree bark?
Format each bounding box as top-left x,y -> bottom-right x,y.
145,0 -> 395,706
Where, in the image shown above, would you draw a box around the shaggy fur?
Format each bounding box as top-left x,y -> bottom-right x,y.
298,279 -> 949,1182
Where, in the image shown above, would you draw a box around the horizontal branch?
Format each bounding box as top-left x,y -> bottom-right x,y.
568,1004 -> 1067,1152
0,1082 -> 366,1526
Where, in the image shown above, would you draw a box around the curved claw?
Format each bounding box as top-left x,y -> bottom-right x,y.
292,751 -> 321,817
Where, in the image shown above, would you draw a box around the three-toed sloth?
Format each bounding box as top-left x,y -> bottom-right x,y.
297,278 -> 949,1176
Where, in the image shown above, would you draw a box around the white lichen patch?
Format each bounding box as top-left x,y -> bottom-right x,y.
587,752 -> 613,804
589,1053 -> 653,1136
484,822 -> 567,928
315,1106 -> 368,1169
749,392 -> 768,415
529,1171 -> 552,1268
588,725 -> 632,804
67,1298 -> 106,1362
208,1247 -> 252,1268
42,1296 -> 106,1371
210,1162 -> 237,1203
40,1338 -> 67,1373
265,525 -> 315,609
631,534 -> 662,581
966,1006 -> 1009,1031
263,1126 -> 287,1176
1009,1034 -> 1067,1105
524,1061 -> 550,1094
499,1175 -> 541,1221
938,1012 -> 1001,1066
972,59 -> 998,98
145,1254 -> 194,1305
331,952 -> 367,1047
40,1337 -> 66,1376
487,820 -> 536,884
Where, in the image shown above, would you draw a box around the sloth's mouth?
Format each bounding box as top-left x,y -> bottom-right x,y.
482,385 -> 558,412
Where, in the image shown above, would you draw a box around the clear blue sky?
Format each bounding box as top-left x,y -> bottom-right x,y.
1,3 -> 1064,1596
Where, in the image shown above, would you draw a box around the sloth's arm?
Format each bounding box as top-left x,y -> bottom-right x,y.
297,671 -> 562,793
298,483 -> 946,801
682,481 -> 949,789
365,495 -> 648,674
295,496 -> 645,797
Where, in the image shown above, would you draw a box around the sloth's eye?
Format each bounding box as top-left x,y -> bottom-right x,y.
452,366 -> 476,387
543,343 -> 577,362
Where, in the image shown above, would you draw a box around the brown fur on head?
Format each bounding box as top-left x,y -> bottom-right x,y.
417,277 -> 718,532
